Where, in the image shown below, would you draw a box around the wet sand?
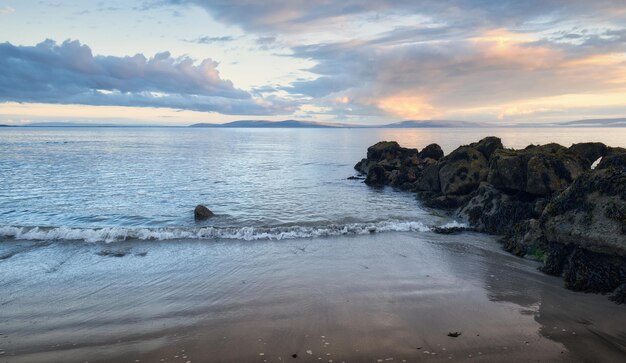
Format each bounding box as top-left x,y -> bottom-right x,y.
1,232 -> 625,362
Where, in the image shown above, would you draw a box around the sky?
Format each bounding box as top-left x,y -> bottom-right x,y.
1,0 -> 626,126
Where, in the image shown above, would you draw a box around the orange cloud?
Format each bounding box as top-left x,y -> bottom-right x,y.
377,95 -> 440,119
470,29 -> 560,69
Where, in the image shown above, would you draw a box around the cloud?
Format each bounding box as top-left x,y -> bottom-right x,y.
161,0 -> 626,33
0,39 -> 294,115
194,35 -> 237,44
284,26 -> 626,120
0,6 -> 15,15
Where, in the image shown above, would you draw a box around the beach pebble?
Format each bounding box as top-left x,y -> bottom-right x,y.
259,353 -> 265,356
306,350 -> 313,355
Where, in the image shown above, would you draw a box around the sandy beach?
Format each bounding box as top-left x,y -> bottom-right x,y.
1,232 -> 624,362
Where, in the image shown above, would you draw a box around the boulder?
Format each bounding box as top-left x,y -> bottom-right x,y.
364,164 -> 387,186
194,204 -> 214,220
500,218 -> 546,258
418,143 -> 444,160
458,183 -> 541,235
541,166 -> 626,257
438,146 -> 488,195
541,243 -> 626,294
414,163 -> 441,192
569,142 -> 608,167
597,151 -> 626,170
469,136 -> 503,160
366,141 -> 418,163
488,144 -> 587,197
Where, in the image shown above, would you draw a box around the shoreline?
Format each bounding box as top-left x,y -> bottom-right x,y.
1,232 -> 625,362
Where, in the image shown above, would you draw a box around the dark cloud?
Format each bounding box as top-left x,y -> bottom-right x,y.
161,0 -> 626,33
0,39 -> 293,115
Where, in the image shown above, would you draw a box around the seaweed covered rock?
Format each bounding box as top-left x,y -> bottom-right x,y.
541,243 -> 626,294
438,146 -> 488,195
418,143 -> 444,160
457,183 -> 542,235
541,165 -> 626,256
469,136 -> 503,160
488,144 -> 587,197
568,142 -> 608,167
355,141 -> 440,190
597,151 -> 626,170
415,163 -> 441,192
364,164 -> 387,186
501,219 -> 546,258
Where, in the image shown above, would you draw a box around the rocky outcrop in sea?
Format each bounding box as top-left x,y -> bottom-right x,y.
355,137 -> 626,303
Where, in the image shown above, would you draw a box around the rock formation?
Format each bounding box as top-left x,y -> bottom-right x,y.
355,137 -> 626,302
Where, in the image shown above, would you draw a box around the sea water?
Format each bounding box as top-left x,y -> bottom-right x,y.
1,127 -> 624,243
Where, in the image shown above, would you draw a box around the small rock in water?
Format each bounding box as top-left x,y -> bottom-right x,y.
97,249 -> 127,258
447,332 -> 462,337
194,204 -> 214,220
292,353 -> 298,358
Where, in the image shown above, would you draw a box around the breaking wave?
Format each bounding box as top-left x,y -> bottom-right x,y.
0,220 -> 433,243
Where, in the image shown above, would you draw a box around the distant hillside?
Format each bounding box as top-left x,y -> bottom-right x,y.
382,120 -> 487,128
190,119 -> 488,128
24,122 -> 129,127
559,118 -> 626,127
190,120 -> 340,128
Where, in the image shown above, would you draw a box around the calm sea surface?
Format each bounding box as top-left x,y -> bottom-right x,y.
1,127 -> 624,242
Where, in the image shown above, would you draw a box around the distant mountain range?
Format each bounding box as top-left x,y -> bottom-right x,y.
189,119 -> 489,128
18,122 -> 148,127
189,120 -> 340,128
4,117 -> 626,128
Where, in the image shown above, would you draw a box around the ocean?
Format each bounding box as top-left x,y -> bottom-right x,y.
1,126 -> 625,243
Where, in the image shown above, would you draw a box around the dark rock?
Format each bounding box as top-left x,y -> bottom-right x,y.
422,194 -> 471,210
569,142 -> 608,167
458,183 -> 540,235
447,332 -> 462,337
469,136 -> 503,160
347,176 -> 365,180
541,242 -> 573,276
365,165 -> 387,186
488,144 -> 587,197
194,204 -> 214,220
415,163 -> 441,192
366,141 -> 418,163
432,226 -> 470,234
500,218 -> 546,258
97,249 -> 127,257
438,146 -> 488,195
597,151 -> 626,170
418,143 -> 444,160
609,283 -> 626,304
562,247 -> 626,292
541,167 -> 626,256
